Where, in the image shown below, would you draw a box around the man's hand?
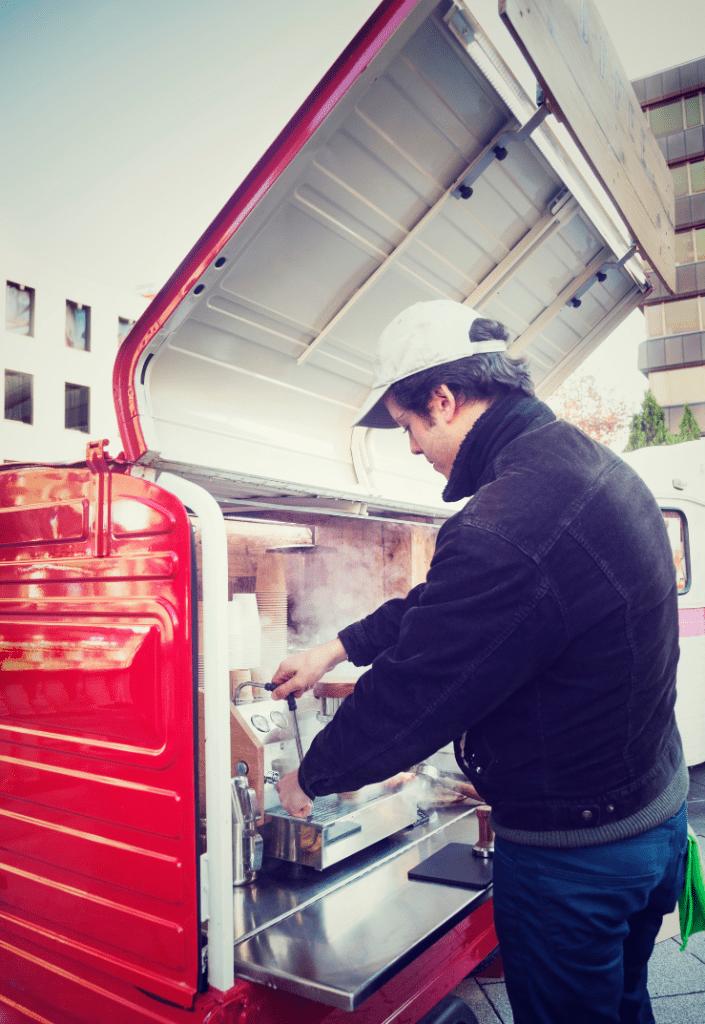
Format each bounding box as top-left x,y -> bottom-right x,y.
271,637 -> 347,701
276,769 -> 314,818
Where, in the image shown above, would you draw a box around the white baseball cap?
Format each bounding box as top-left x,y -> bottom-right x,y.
352,300 -> 507,429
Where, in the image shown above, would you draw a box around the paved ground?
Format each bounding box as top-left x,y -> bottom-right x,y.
452,764 -> 705,1024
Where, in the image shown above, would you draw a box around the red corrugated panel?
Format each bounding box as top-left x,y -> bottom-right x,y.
0,465 -> 200,1010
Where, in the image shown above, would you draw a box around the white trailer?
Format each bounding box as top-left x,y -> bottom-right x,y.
624,439 -> 705,767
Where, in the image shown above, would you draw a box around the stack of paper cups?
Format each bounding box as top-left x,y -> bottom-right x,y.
228,598 -> 245,670
255,552 -> 288,679
230,594 -> 262,669
256,593 -> 288,678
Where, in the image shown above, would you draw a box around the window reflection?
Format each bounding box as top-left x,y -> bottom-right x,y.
663,510 -> 688,592
66,300 -> 90,350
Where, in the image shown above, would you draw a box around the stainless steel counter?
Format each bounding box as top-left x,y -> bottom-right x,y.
232,805 -> 491,1010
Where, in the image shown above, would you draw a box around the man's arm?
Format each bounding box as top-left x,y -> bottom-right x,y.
296,520 -> 568,800
271,637 -> 348,699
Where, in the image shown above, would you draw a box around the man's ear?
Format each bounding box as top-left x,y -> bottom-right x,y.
429,384 -> 459,423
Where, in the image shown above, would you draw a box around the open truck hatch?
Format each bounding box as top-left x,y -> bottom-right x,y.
115,0 -> 649,518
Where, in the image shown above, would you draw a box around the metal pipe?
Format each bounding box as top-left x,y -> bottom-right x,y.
264,683 -> 304,763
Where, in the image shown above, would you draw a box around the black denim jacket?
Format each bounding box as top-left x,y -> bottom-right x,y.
298,394 -> 682,836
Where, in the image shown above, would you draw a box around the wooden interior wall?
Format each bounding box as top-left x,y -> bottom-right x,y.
193,513 -> 438,820
191,514 -> 438,642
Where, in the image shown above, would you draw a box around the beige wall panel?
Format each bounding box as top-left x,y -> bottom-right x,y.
649,367 -> 705,407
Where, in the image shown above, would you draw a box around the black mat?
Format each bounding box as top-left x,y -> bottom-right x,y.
408,842 -> 493,890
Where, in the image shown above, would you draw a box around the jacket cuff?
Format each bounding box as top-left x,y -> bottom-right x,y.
338,622 -> 376,666
298,763 -> 317,799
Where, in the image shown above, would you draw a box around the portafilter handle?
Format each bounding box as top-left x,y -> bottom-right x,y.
473,804 -> 495,859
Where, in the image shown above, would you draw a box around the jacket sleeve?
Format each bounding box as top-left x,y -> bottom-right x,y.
298,517 -> 569,798
338,582 -> 426,666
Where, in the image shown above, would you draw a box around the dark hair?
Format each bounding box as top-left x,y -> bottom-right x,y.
388,317 -> 534,417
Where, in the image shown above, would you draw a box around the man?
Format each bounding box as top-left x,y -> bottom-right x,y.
273,299 -> 688,1024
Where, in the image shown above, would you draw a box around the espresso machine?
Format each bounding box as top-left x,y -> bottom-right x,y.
229,681 -> 421,873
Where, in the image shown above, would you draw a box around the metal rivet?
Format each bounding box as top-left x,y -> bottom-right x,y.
582,809 -> 593,820
606,804 -> 615,813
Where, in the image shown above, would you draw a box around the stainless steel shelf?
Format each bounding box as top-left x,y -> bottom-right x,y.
232,805 -> 490,1010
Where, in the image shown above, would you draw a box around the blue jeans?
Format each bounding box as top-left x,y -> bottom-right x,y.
492,803 -> 688,1024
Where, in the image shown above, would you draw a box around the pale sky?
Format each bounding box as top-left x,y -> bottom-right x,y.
1,0 -> 704,405
0,0 -> 383,291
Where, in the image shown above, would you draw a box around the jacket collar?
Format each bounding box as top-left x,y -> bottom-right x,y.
443,390 -> 556,502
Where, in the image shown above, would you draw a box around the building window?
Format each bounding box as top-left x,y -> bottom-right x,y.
66,300 -> 90,350
697,228 -> 705,263
674,227 -> 705,265
664,298 -> 699,335
649,99 -> 683,135
675,232 -> 693,265
691,159 -> 705,194
648,92 -> 704,136
65,383 -> 90,433
6,281 -> 35,336
646,297 -> 705,339
5,370 -> 33,424
671,158 -> 705,198
672,165 -> 689,198
118,316 -> 135,346
685,93 -> 703,129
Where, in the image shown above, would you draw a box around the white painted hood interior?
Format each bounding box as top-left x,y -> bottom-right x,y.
127,0 -> 647,517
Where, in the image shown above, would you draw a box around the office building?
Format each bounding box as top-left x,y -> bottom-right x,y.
633,56 -> 705,430
3,251 -> 148,463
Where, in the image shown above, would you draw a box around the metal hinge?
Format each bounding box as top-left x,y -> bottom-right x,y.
448,6 -> 474,45
566,245 -> 639,309
451,104 -> 551,201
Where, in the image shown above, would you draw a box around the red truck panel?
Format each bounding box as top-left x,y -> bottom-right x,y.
0,899 -> 496,1024
0,464 -> 201,1011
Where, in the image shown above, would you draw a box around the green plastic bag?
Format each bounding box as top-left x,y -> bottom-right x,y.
679,832 -> 705,950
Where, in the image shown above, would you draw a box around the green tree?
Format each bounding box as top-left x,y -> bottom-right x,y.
677,403 -> 701,442
625,392 -> 672,451
625,414 -> 648,451
624,394 -> 703,451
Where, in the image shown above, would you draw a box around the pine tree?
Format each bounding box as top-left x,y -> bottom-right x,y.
677,403 -> 701,443
625,411 -> 648,451
624,392 -> 672,451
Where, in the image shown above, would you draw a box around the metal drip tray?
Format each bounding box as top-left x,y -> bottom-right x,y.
261,788 -> 420,870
